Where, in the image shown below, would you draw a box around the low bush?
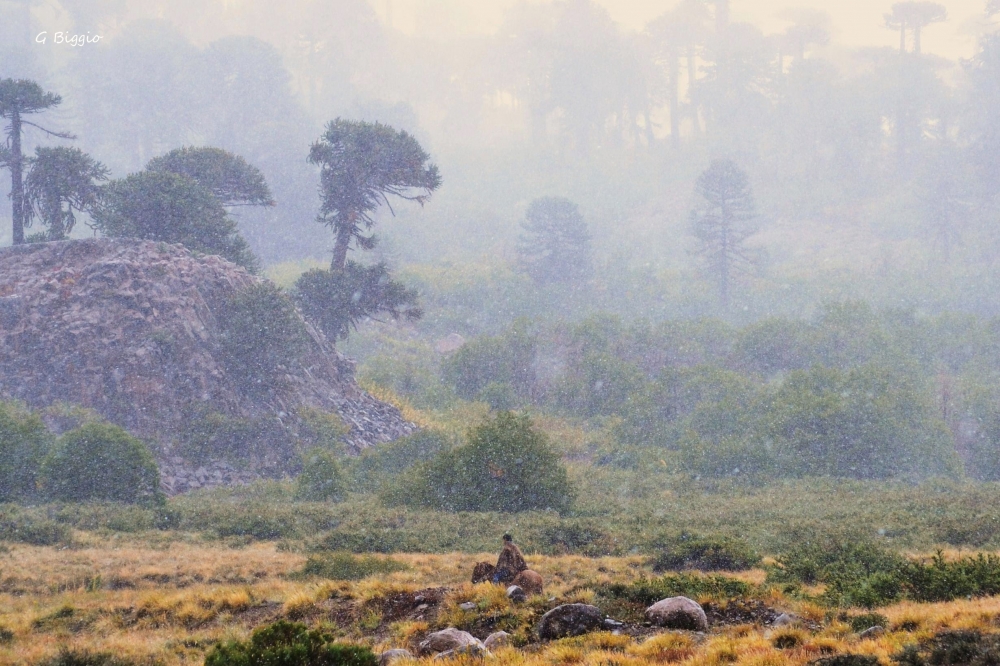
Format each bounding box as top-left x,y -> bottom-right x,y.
347,429 -> 453,493
37,649 -> 141,666
205,620 -> 378,666
293,553 -> 410,580
296,449 -> 346,502
650,532 -> 760,572
0,401 -> 52,502
847,612 -> 890,632
892,631 -> 1000,666
40,422 -> 162,505
0,511 -> 71,546
217,282 -> 310,396
402,411 -> 574,513
599,573 -> 753,606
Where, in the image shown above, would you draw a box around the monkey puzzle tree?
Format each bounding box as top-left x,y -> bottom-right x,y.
146,146 -> 275,208
885,2 -> 947,54
690,159 -> 759,309
0,78 -> 73,244
308,119 -> 440,271
24,147 -> 109,240
516,196 -> 592,285
92,170 -> 259,271
297,120 -> 439,343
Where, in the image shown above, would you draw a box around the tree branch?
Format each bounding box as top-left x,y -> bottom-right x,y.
20,120 -> 76,140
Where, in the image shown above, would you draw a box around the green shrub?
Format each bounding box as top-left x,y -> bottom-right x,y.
902,552 -> 1000,602
410,412 -> 574,513
293,553 -> 409,580
0,626 -> 11,644
177,408 -> 299,468
0,401 -> 52,502
296,449 -> 346,502
217,282 -> 310,396
442,324 -> 536,404
37,648 -> 141,666
650,532 -> 760,572
204,620 -> 378,666
810,656 -> 879,666
891,631 -> 1000,666
539,519 -> 618,556
347,429 -> 453,493
0,510 -> 71,545
848,612 -> 889,632
598,573 -> 753,605
295,263 -> 421,342
40,423 -> 161,505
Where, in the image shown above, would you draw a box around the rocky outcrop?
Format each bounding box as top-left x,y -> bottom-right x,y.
0,239 -> 416,491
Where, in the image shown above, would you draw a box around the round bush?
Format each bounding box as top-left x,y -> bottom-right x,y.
0,401 -> 52,502
205,620 -> 378,666
418,411 -> 574,513
41,422 -> 161,504
296,448 -> 346,502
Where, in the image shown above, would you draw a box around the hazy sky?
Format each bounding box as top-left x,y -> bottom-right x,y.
370,0 -> 991,59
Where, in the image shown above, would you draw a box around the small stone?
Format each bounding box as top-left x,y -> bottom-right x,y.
433,644 -> 488,660
506,585 -> 527,603
459,602 -> 477,611
772,613 -> 797,627
484,631 -> 510,650
859,626 -> 885,639
419,628 -> 485,655
379,649 -> 413,666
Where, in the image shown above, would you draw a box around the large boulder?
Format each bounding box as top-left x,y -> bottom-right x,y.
538,604 -> 606,640
0,239 -> 416,492
645,597 -> 708,631
419,628 -> 485,655
379,649 -> 413,666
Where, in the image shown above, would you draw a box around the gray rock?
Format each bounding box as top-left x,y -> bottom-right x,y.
859,626 -> 885,639
603,619 -> 625,630
434,644 -> 488,660
419,628 -> 485,655
379,649 -> 413,666
506,585 -> 527,603
645,597 -> 708,632
459,602 -> 477,611
484,632 -> 510,650
538,604 -> 606,640
771,613 -> 798,627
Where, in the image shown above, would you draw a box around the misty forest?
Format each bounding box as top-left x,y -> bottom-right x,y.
9,0 -> 1000,664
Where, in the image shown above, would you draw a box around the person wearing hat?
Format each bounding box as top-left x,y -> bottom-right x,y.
491,534 -> 528,584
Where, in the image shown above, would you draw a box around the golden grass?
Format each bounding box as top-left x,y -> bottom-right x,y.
7,541 -> 1000,666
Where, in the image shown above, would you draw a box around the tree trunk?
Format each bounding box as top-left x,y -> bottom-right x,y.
687,45 -> 700,137
330,218 -> 354,271
899,22 -> 906,54
913,25 -> 922,55
720,204 -> 730,310
669,45 -> 680,149
11,110 -> 25,245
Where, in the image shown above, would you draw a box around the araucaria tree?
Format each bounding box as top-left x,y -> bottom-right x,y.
0,79 -> 73,244
296,120 -> 440,342
690,159 -> 758,308
145,146 -> 275,208
517,196 -> 593,285
24,147 -> 109,240
308,119 -> 441,271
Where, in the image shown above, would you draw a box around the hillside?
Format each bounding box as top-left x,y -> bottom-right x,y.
0,239 -> 415,491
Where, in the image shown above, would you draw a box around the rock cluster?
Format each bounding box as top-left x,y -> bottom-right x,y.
158,457 -> 259,494
0,239 -> 416,492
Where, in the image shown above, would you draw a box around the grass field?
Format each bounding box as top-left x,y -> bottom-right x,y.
5,481 -> 1000,666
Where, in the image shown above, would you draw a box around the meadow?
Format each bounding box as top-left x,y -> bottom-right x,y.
4,475 -> 1000,665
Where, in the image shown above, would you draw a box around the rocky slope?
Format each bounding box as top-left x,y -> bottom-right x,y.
0,239 -> 415,492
